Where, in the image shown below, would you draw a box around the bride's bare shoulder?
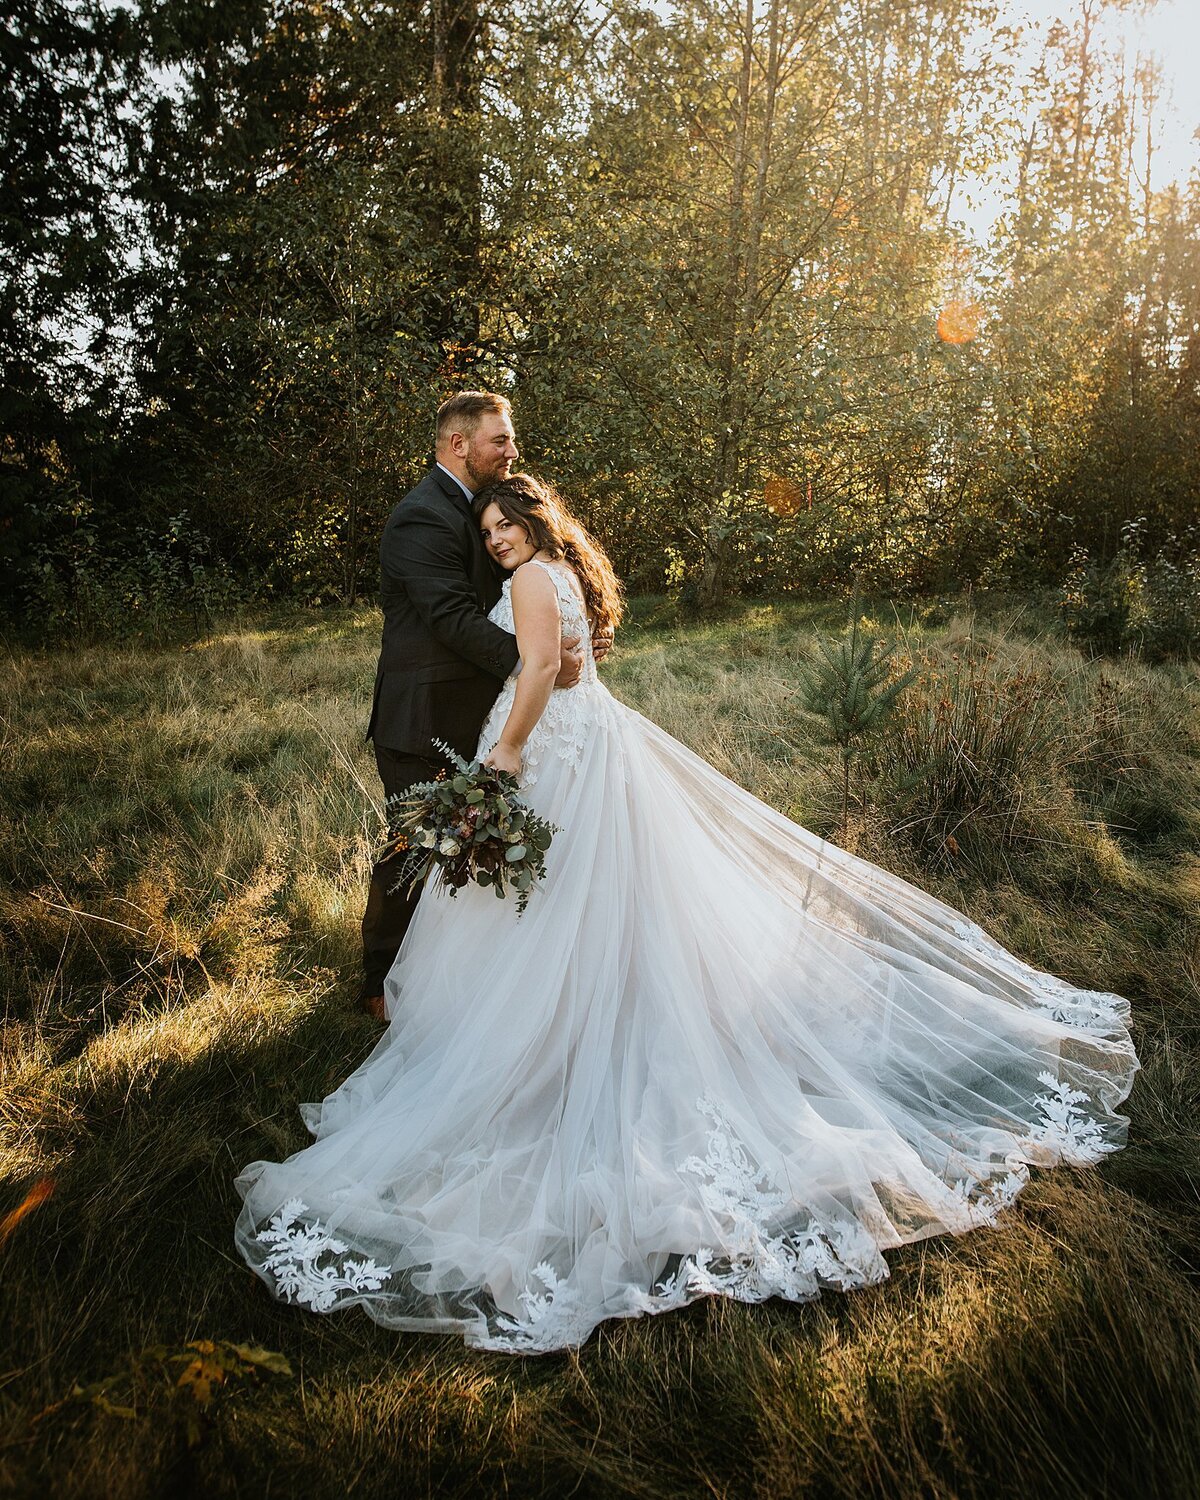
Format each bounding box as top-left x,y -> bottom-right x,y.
529,556 -> 586,599
510,559 -> 562,607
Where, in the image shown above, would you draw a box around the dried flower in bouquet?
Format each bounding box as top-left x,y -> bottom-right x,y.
378,742 -> 556,915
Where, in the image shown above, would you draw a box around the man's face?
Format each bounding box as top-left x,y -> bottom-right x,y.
462,410 -> 519,490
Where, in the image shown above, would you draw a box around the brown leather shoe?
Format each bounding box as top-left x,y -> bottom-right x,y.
360,992 -> 387,1022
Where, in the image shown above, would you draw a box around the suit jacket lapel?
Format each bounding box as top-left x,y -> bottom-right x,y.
432,465 -> 473,511
424,467 -> 502,606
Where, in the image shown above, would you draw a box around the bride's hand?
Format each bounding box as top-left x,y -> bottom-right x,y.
484,741 -> 523,778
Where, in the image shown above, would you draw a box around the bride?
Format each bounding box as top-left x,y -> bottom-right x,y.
234,474 -> 1139,1353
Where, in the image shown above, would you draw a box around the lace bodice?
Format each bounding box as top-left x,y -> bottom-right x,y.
488,559 -> 596,681
479,558 -> 601,785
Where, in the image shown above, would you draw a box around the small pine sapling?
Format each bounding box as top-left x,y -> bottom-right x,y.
801,595 -> 917,830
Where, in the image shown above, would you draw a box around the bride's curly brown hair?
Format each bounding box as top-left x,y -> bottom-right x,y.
473,473 -> 624,638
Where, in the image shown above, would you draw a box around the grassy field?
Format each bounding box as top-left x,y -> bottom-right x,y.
1,594 -> 1199,1499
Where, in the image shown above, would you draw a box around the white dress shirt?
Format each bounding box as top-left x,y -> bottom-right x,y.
436,462 -> 474,503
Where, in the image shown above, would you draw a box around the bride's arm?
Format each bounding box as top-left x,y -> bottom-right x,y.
483,565 -> 561,776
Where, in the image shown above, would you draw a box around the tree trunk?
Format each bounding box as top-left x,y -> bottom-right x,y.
700,0 -> 783,611
1068,0 -> 1097,234
426,0 -> 482,358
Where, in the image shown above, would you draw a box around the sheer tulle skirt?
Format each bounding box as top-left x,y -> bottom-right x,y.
234,679 -> 1138,1351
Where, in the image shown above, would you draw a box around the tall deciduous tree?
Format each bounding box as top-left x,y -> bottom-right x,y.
0,0 -> 145,600
137,0 -> 495,600
496,0 -> 1010,603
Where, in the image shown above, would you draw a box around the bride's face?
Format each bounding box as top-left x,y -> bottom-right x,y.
479,502 -> 538,570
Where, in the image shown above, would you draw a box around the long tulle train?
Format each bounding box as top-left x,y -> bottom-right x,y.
235,665 -> 1137,1351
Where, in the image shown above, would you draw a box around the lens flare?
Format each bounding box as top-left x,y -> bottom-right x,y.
936,301 -> 983,344
765,477 -> 805,516
0,1177 -> 55,1246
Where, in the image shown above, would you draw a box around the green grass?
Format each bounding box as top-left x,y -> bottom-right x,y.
1,596 -> 1199,1499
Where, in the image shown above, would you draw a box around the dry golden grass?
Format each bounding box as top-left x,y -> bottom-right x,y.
1,597 -> 1198,1499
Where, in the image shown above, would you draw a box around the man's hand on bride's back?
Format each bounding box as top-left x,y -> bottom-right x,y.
555,635 -> 585,689
591,624 -> 614,664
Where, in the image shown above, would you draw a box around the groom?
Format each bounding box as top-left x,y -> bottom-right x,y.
359,391 -> 587,1017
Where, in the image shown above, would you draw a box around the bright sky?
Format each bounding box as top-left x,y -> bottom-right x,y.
955,0 -> 1200,241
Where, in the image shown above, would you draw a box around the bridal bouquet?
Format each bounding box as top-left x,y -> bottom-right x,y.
378,742 -> 556,914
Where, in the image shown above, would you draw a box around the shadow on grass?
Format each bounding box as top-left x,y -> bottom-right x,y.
2,974 -> 1199,1499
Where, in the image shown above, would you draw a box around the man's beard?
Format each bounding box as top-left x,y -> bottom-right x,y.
465,447 -> 509,490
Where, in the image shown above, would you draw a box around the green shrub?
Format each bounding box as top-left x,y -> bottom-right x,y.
1060,525 -> 1200,661
1138,552 -> 1200,661
21,495 -> 251,641
866,641 -> 1070,868
1059,547 -> 1141,655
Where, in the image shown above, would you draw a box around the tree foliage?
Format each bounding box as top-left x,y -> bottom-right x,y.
4,0 -> 1198,628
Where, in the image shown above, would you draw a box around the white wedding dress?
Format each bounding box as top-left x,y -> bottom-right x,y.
234,559 -> 1139,1352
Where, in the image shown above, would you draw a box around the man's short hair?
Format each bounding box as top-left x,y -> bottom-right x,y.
436,391 -> 511,445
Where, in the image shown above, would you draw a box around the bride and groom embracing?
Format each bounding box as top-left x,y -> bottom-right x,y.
357,389 -> 614,1018
234,391 -> 1138,1353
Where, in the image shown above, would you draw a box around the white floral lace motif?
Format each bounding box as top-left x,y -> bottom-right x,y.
475,1097 -> 889,1352
480,561 -> 597,788
674,1097 -> 888,1297
254,1199 -> 390,1311
1027,1070 -> 1114,1162
482,1263 -> 596,1353
475,1072 -> 1120,1351
946,1166 -> 1029,1227
950,918 -> 1125,1030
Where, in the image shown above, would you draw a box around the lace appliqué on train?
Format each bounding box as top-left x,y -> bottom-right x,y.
945,1166 -> 1029,1227
1026,1071 -> 1115,1162
478,1263 -> 596,1353
254,1199 -> 390,1311
671,1097 -> 890,1298
475,1097 -> 890,1352
950,918 -> 1128,1032
475,1070 -> 1123,1351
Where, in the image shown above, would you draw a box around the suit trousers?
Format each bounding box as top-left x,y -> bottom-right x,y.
360,744 -> 452,998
